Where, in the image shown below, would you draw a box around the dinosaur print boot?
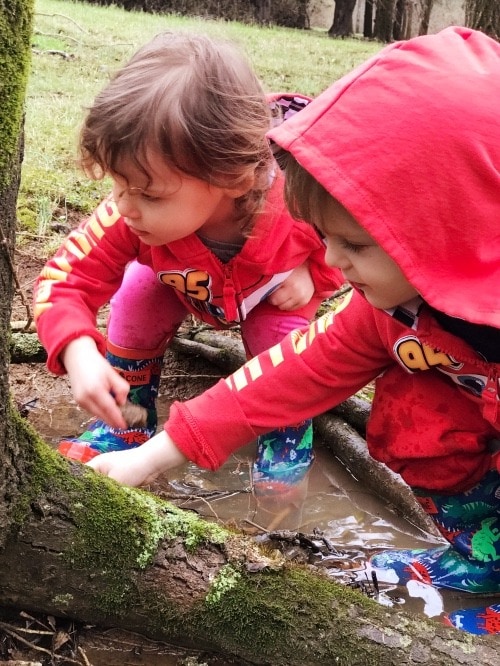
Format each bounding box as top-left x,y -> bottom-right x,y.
370,469 -> 500,593
58,341 -> 164,463
445,603 -> 500,635
252,419 -> 314,491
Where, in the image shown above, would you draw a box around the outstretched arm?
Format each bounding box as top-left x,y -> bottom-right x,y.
88,293 -> 390,486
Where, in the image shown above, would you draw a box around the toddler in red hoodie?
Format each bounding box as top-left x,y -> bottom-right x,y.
34,32 -> 341,493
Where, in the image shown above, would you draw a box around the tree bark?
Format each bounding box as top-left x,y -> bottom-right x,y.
373,0 -> 397,42
328,0 -> 357,38
465,0 -> 499,40
418,0 -> 434,36
363,0 -> 375,38
252,0 -> 272,25
1,3 -> 498,663
0,0 -> 35,539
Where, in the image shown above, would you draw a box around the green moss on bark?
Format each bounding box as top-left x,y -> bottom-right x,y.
0,1 -> 34,192
10,405 -> 232,617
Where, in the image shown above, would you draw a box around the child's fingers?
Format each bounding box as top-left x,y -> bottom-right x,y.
107,368 -> 131,406
99,392 -> 129,429
87,450 -> 150,486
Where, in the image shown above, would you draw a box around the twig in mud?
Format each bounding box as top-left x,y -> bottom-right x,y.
78,645 -> 92,666
1,227 -> 33,329
0,621 -> 83,664
189,495 -> 223,521
242,518 -> 268,532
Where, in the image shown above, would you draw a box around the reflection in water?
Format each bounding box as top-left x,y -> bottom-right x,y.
26,396 -> 498,662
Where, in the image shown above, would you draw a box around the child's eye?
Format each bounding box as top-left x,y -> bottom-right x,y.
341,240 -> 365,253
141,193 -> 160,202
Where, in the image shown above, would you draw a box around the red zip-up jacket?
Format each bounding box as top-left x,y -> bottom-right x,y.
34,102 -> 341,375
164,27 -> 500,493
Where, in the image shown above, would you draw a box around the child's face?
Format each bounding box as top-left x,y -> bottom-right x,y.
320,198 -> 418,310
111,151 -> 239,246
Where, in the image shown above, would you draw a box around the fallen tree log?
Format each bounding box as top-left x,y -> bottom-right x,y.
5,329 -> 498,662
0,415 -> 497,666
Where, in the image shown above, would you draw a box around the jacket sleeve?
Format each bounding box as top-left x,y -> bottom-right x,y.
33,198 -> 144,375
165,291 -> 391,469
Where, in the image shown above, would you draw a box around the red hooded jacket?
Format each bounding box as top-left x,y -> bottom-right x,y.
34,94 -> 341,375
165,27 -> 500,493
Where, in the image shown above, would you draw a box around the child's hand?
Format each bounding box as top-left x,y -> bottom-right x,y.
62,336 -> 130,429
267,262 -> 315,311
86,431 -> 187,486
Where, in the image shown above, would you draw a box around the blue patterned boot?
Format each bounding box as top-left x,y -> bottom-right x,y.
445,603 -> 500,635
370,469 -> 500,593
252,419 -> 314,492
58,341 -> 163,462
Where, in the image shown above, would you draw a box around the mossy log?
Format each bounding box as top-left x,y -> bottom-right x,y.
0,410 -> 497,666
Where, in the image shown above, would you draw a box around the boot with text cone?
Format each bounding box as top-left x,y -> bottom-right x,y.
58,340 -> 164,463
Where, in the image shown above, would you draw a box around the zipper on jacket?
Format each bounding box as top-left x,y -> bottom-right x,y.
482,371 -> 499,424
222,265 -> 239,323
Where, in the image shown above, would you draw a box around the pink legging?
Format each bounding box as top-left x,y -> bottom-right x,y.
108,261 -> 313,359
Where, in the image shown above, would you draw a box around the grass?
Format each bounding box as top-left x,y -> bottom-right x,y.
20,0 -> 382,240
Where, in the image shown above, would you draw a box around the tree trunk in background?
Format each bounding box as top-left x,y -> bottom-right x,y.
465,0 -> 499,40
328,0 -> 357,37
393,0 -> 405,40
252,0 -> 272,25
373,0 -> 397,42
418,0 -> 434,35
0,0 -> 34,543
363,0 -> 375,37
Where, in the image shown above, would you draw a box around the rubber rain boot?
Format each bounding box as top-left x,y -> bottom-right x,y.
251,419 -> 314,529
445,603 -> 500,635
370,469 -> 500,593
58,341 -> 164,462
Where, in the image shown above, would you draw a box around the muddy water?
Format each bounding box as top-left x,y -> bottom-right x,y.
26,396 -> 498,663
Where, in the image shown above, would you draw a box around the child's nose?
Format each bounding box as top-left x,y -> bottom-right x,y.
324,242 -> 350,270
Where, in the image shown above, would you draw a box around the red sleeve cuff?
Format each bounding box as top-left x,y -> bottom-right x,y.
165,380 -> 259,470
36,307 -> 106,375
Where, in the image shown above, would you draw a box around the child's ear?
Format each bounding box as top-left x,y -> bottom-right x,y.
225,170 -> 256,199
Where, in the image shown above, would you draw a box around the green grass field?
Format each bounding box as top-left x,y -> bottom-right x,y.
21,0 -> 382,238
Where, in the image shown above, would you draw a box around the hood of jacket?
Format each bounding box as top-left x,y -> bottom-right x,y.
267,27 -> 500,328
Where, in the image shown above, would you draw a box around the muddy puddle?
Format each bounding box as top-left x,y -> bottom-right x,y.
23,394 -> 498,664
